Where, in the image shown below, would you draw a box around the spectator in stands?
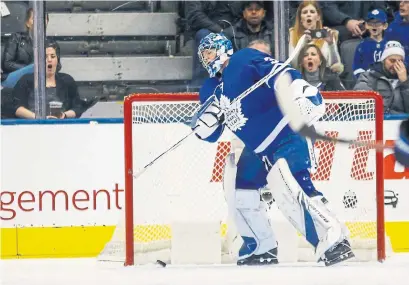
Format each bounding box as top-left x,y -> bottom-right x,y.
186,1 -> 242,86
1,63 -> 34,89
384,1 -> 409,65
353,9 -> 388,79
2,8 -> 49,84
13,40 -> 83,119
320,1 -> 387,43
354,41 -> 409,114
297,44 -> 345,91
223,1 -> 273,52
289,1 -> 343,74
0,85 -> 18,119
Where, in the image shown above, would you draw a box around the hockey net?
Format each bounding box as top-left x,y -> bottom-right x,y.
99,91 -> 388,266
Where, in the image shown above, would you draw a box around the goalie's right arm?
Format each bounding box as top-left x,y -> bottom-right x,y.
191,95 -> 225,142
274,71 -> 325,132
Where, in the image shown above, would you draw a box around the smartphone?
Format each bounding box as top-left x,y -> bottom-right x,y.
310,29 -> 328,39
358,22 -> 366,32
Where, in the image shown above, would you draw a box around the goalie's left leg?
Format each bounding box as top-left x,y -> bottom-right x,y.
265,158 -> 354,266
223,146 -> 278,266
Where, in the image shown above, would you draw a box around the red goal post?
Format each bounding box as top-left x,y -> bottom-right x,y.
119,91 -> 385,266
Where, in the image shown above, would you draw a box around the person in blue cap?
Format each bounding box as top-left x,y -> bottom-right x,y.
352,9 -> 388,79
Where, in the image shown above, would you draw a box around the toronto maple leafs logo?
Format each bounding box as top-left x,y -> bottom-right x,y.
219,94 -> 248,132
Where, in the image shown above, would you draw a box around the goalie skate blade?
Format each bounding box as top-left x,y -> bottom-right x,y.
237,249 -> 279,266
237,257 -> 279,266
324,250 -> 355,267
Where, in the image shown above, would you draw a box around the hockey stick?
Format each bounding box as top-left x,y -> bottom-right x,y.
132,130 -> 197,179
275,72 -> 392,151
228,35 -> 308,107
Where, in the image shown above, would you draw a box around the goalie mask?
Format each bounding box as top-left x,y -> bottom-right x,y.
198,33 -> 233,77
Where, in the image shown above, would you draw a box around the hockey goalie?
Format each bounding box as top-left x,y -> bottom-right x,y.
191,33 -> 354,266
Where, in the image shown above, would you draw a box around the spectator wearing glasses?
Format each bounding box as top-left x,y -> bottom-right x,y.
289,1 -> 343,74
354,41 -> 409,114
223,1 -> 274,52
353,9 -> 388,79
13,40 -> 83,119
384,1 -> 409,65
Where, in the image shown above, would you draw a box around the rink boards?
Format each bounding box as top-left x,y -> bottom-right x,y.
1,118 -> 408,258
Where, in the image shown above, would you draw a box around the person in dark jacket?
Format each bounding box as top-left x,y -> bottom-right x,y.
186,1 -> 242,86
1,85 -> 18,118
223,1 -> 274,53
320,1 -> 388,43
13,40 -> 82,119
2,8 -> 49,84
354,41 -> 409,114
186,1 -> 242,34
2,8 -> 49,73
297,44 -> 345,91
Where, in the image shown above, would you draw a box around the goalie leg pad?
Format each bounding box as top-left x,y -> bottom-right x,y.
235,189 -> 277,258
266,158 -> 347,261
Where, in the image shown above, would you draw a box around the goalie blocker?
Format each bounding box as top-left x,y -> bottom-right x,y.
190,95 -> 224,142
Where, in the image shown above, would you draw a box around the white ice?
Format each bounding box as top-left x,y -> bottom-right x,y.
1,254 -> 409,285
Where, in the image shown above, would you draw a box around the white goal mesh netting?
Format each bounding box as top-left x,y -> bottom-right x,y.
99,93 -> 388,265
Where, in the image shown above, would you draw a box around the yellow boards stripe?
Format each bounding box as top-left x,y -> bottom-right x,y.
1,222 -> 408,258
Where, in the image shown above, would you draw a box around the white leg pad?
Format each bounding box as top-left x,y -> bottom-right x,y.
222,153 -> 241,260
267,158 -> 347,261
235,189 -> 277,256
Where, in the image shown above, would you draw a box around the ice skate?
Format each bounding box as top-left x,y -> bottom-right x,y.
237,247 -> 278,266
321,239 -> 355,266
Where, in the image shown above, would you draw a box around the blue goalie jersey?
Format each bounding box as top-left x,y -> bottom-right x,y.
214,48 -> 301,155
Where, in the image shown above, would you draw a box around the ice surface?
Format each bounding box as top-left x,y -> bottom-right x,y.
1,254 -> 409,285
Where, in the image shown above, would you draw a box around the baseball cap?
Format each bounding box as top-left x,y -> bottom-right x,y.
366,9 -> 387,23
242,1 -> 265,10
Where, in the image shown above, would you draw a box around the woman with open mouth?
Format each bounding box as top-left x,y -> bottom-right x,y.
289,1 -> 343,75
12,40 -> 83,119
297,43 -> 345,91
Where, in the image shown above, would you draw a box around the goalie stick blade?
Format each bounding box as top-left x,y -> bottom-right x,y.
298,125 -> 391,152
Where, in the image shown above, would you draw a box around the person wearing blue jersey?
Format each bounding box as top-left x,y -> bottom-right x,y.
353,9 -> 388,79
196,34 -> 273,266
384,1 -> 409,65
192,33 -> 354,266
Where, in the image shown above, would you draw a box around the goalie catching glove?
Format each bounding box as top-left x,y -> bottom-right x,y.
191,95 -> 225,142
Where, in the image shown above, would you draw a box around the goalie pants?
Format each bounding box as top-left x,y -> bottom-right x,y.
235,147 -> 268,190
259,133 -> 320,197
233,134 -> 319,197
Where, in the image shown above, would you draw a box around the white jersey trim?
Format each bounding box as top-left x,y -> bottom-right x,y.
353,68 -> 365,76
254,116 -> 289,153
